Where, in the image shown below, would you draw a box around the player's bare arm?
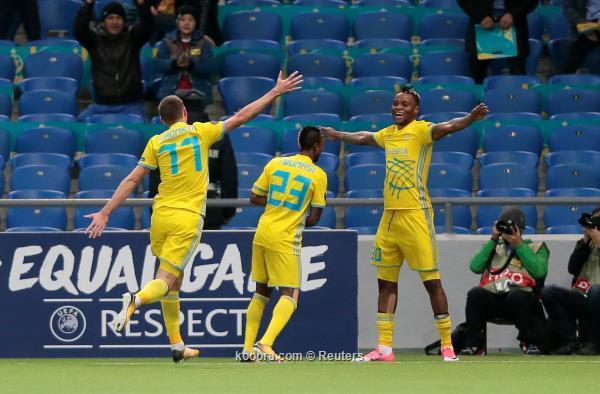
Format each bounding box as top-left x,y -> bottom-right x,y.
223,71 -> 303,132
250,192 -> 267,207
430,103 -> 488,141
305,207 -> 323,227
319,126 -> 379,146
84,166 -> 150,238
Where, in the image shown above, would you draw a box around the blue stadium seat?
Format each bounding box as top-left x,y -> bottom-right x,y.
483,88 -> 542,114
287,53 -> 346,81
482,125 -> 543,155
547,13 -> 571,40
230,126 -> 277,156
548,74 -> 600,86
353,53 -> 412,79
345,164 -> 385,191
219,77 -> 275,115
436,226 -> 471,234
418,13 -> 469,40
237,164 -> 263,190
10,165 -> 71,194
353,39 -> 411,50
546,89 -> 600,115
225,206 -> 264,228
17,113 -> 76,123
549,112 -> 600,122
0,153 -> 4,171
0,55 -> 15,81
546,164 -> 600,189
315,206 -> 336,228
316,152 -> 339,172
344,206 -> 383,228
302,76 -> 345,89
78,165 -> 132,191
221,53 -> 280,79
86,114 -> 145,124
479,151 -> 539,168
85,128 -> 144,156
141,206 -> 151,229
490,39 -> 542,76
6,190 -> 67,230
479,163 -> 538,192
38,0 -> 81,38
287,39 -> 346,56
222,11 -> 282,42
355,0 -> 410,5
29,38 -> 81,50
432,126 -> 478,157
5,226 -> 63,232
0,93 -> 11,117
281,127 -> 341,155
476,188 -> 537,229
421,0 -> 459,7
353,11 -> 412,41
485,112 -> 542,121
227,0 -> 281,4
419,51 -> 470,77
419,89 -> 477,114
548,38 -> 600,74
428,163 -> 473,192
283,113 -> 342,123
349,113 -> 392,124
0,128 -> 10,160
346,226 -> 378,235
283,90 -> 344,118
349,76 -> 407,89
0,40 -> 14,48
549,125 -> 600,152
415,75 -> 475,85
431,151 -> 473,168
348,91 -> 395,118
235,152 -> 273,167
290,12 -> 349,42
222,39 -> 281,50
545,151 -> 600,167
77,153 -> 139,169
482,75 -> 542,90
19,90 -> 78,116
345,151 -> 385,167
527,12 -> 544,40
544,188 -> 600,228
429,188 -> 471,229
346,189 -> 383,198
294,0 -> 347,6
19,77 -> 79,95
420,38 -> 464,47
545,225 -> 585,234
23,52 -> 83,82
346,143 -> 382,154
10,153 -> 71,170
74,190 -> 135,230
325,168 -> 339,195
15,127 -> 76,157
419,111 -> 468,123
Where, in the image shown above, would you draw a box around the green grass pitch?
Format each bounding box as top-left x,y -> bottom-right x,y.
2,354 -> 599,393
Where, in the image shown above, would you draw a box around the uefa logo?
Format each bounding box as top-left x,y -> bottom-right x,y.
49,306 -> 87,342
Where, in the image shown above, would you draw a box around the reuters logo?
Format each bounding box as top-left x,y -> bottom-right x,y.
50,306 -> 87,342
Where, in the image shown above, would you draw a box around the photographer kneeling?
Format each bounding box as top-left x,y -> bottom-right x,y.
541,208 -> 600,355
460,207 -> 550,355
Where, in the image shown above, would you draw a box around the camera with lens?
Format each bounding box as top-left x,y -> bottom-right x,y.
578,213 -> 600,230
495,220 -> 518,235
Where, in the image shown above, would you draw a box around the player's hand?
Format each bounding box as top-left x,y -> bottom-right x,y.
499,13 -> 513,29
135,0 -> 145,5
502,226 -> 523,247
481,16 -> 494,30
319,126 -> 338,140
272,71 -> 303,97
85,212 -> 109,239
469,103 -> 488,121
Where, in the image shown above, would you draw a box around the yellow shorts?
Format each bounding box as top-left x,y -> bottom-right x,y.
371,208 -> 439,282
252,243 -> 301,288
150,208 -> 204,278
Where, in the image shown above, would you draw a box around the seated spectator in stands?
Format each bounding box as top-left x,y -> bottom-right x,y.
542,207 -> 600,355
459,207 -> 551,355
0,0 -> 40,42
560,0 -> 600,74
75,0 -> 153,121
457,0 -> 538,84
155,5 -> 215,104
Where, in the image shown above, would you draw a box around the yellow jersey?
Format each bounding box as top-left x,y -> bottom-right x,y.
138,121 -> 223,215
252,154 -> 328,255
373,120 -> 433,210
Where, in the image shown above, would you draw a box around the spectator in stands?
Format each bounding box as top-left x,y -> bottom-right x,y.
560,0 -> 600,73
0,0 -> 40,41
150,0 -> 222,46
155,5 -> 215,104
457,0 -> 538,84
75,0 -> 153,121
459,207 -> 552,355
542,207 -> 600,355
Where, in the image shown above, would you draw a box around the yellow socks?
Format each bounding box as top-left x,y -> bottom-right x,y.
377,312 -> 394,350
161,291 -> 182,347
136,279 -> 169,306
259,296 -> 296,347
243,293 -> 269,353
434,313 -> 453,348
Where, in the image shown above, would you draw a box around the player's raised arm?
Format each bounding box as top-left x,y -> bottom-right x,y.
430,103 -> 488,141
223,71 -> 303,132
319,126 -> 379,146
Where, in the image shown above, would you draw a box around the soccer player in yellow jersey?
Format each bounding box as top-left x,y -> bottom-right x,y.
240,126 -> 328,362
322,88 -> 488,362
84,71 -> 303,362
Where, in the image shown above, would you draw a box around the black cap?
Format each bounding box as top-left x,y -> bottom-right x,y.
498,206 -> 526,229
176,5 -> 198,23
102,2 -> 126,21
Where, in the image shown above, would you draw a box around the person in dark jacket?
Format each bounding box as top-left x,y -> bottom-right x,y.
541,207 -> 600,355
155,5 -> 215,103
560,0 -> 600,73
457,0 -> 538,83
75,0 -> 153,121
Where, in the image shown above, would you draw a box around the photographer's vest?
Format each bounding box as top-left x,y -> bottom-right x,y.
479,242 -> 544,294
573,244 -> 600,295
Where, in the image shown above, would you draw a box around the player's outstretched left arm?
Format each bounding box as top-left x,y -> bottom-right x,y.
319,126 -> 379,146
84,166 -> 150,238
430,103 -> 488,141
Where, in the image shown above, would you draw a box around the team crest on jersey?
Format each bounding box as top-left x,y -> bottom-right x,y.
50,306 -> 87,342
